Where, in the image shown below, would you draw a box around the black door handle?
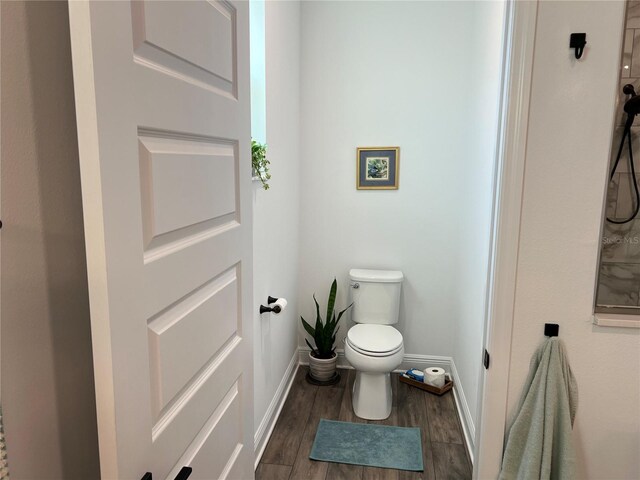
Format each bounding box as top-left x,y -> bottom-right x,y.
141,467 -> 192,480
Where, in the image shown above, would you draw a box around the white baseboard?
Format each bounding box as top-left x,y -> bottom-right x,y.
254,350 -> 299,470
450,359 -> 476,464
295,347 -> 475,465
397,353 -> 451,373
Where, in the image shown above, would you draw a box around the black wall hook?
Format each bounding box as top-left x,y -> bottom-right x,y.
570,33 -> 587,59
544,323 -> 559,337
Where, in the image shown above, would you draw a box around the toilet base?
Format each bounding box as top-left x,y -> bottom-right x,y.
352,371 -> 393,420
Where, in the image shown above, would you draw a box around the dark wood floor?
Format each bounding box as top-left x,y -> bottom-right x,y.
257,367 -> 471,480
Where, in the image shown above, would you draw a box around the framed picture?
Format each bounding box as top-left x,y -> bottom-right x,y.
356,147 -> 399,190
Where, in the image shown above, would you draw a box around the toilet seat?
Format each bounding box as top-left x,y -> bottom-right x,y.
347,339 -> 403,357
347,324 -> 403,357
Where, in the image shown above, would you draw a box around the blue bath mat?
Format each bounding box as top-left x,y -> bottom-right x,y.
309,419 -> 423,471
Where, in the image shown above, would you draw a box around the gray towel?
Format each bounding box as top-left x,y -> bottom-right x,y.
0,405 -> 8,480
499,337 -> 578,480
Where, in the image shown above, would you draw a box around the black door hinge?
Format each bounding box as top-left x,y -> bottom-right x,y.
175,467 -> 193,480
142,467 -> 191,480
483,349 -> 490,369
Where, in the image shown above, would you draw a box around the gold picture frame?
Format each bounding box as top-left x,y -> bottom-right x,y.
356,146 -> 400,190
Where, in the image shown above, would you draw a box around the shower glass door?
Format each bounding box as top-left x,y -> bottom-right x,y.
596,1 -> 640,313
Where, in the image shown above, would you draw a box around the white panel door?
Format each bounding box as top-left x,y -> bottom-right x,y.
68,2 -> 253,479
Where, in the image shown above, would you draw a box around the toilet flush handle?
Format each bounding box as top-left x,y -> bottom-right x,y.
351,282 -> 360,289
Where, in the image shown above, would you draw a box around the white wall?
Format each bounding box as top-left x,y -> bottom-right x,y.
0,2 -> 100,478
299,0 -> 476,357
507,1 -> 640,478
252,0 -> 301,444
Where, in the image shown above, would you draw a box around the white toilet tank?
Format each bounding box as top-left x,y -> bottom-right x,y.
349,269 -> 403,325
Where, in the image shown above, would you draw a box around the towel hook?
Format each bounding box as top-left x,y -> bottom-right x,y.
570,33 -> 587,59
544,323 -> 559,337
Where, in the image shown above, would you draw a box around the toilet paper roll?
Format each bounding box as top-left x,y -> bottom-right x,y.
273,298 -> 287,314
424,367 -> 446,388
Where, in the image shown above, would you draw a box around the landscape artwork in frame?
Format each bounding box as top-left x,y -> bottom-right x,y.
357,147 -> 399,189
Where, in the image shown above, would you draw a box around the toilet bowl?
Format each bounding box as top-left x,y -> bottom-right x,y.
344,324 -> 404,419
345,269 -> 404,420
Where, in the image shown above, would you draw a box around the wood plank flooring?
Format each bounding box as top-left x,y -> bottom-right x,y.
257,367 -> 471,480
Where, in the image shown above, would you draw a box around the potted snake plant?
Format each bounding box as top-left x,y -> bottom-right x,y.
301,278 -> 352,383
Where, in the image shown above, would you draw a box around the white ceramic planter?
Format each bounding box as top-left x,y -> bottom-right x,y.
308,352 -> 337,382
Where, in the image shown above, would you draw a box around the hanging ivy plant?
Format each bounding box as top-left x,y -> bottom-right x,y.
251,140 -> 271,190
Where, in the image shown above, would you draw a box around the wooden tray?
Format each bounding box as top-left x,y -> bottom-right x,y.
399,374 -> 453,396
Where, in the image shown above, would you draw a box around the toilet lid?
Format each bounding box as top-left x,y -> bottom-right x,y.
347,324 -> 403,354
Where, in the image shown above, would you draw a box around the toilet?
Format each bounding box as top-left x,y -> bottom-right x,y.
344,268 -> 404,420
